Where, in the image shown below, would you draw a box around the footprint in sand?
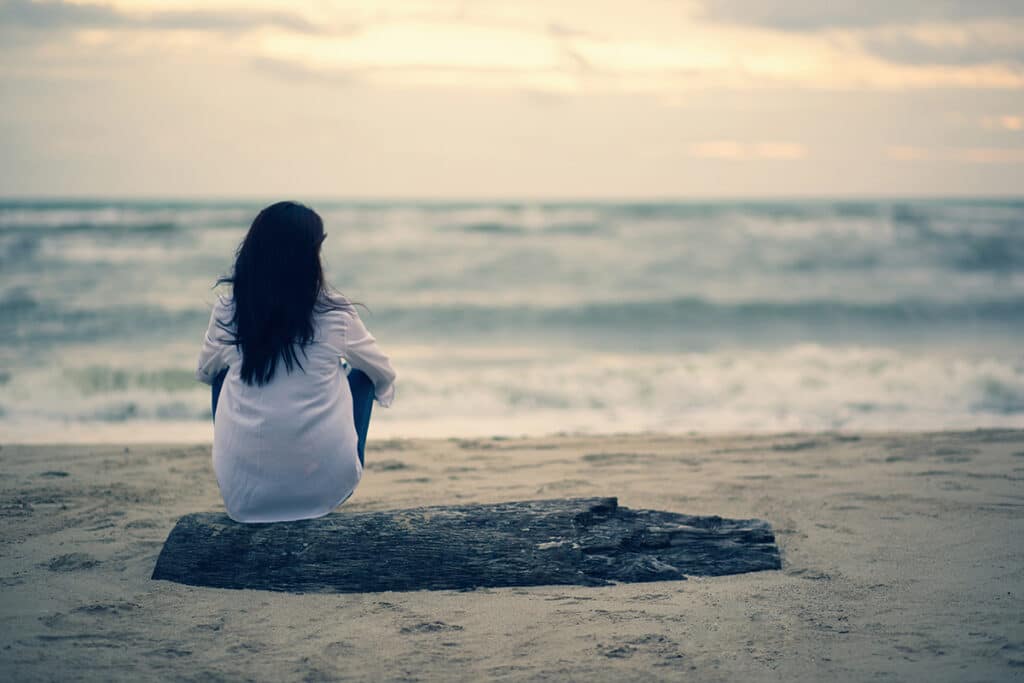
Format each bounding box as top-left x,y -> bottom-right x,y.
124,518 -> 162,529
324,641 -> 354,657
44,553 -> 99,571
627,593 -> 671,602
399,620 -> 464,634
365,459 -> 411,471
786,567 -> 832,581
72,601 -> 140,616
771,440 -> 821,452
535,478 -> 591,493
597,634 -> 685,662
193,618 -> 225,632
581,452 -> 655,465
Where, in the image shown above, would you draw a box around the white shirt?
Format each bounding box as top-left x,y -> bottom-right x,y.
195,292 -> 396,523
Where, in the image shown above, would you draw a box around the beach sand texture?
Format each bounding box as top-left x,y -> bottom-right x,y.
1,430 -> 1022,682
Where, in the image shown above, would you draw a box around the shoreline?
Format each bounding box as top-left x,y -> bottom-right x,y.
2,430 -> 1022,681
5,425 -> 1024,447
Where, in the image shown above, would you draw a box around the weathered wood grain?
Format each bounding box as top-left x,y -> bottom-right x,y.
151,497 -> 781,593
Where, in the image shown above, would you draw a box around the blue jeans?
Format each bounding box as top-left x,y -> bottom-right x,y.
211,366 -> 375,467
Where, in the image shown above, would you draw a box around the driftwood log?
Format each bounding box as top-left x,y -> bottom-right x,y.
151,497 -> 781,593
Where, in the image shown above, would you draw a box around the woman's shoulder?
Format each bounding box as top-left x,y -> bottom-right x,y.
203,293 -> 236,343
317,289 -> 357,313
315,289 -> 360,327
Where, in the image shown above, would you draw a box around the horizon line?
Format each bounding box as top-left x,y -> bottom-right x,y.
2,193 -> 1023,204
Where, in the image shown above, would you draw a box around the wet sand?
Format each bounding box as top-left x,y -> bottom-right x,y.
1,430 -> 1022,681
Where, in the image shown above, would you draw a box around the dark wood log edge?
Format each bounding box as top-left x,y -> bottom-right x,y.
152,497 -> 781,593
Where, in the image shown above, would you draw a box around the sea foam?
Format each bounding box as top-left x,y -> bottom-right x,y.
1,198 -> 1022,441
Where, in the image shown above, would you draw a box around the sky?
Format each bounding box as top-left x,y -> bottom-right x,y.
1,0 -> 1023,198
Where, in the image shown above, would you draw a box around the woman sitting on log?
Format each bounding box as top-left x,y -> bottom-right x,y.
195,201 -> 396,524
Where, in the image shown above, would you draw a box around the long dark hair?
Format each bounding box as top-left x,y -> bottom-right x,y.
215,201 -> 347,386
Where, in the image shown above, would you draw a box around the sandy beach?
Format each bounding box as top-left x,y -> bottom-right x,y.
1,430 -> 1022,681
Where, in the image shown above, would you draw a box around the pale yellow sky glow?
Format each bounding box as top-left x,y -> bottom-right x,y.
2,0 -> 1023,196
40,1 -> 1024,92
690,141 -> 808,161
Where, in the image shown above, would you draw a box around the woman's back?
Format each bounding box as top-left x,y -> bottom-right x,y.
195,201 -> 396,523
198,292 -> 396,523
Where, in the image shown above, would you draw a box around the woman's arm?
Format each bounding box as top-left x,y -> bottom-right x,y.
195,297 -> 232,385
343,311 -> 396,407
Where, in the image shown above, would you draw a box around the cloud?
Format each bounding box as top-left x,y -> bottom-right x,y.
859,22 -> 1024,66
0,0 -> 324,34
246,57 -> 360,86
696,1 -> 1024,69
981,115 -> 1024,131
957,148 -> 1024,163
886,145 -> 1024,163
252,20 -> 585,92
697,0 -> 1024,31
4,1 -> 1024,95
0,0 -> 119,29
689,141 -> 807,161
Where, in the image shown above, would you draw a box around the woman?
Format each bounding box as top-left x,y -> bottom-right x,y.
195,201 -> 396,524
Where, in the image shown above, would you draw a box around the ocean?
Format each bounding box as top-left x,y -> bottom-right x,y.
1,198 -> 1022,442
